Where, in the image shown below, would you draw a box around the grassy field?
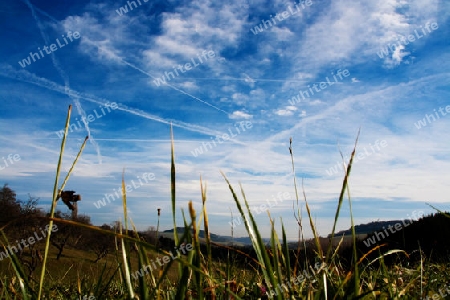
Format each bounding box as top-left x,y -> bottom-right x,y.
0,106 -> 449,299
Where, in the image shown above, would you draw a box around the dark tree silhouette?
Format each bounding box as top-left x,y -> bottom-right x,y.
50,212 -> 92,260
0,184 -> 21,228
87,224 -> 115,263
0,185 -> 46,277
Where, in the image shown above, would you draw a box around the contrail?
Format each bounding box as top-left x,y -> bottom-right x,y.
23,0 -> 102,163
175,77 -> 333,83
0,65 -> 248,146
82,38 -> 230,116
33,6 -> 60,24
20,1 -> 229,117
0,135 -> 93,165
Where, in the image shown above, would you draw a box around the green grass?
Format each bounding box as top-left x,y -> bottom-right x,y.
0,105 -> 449,299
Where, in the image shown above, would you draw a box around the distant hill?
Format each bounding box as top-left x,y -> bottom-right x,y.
152,213 -> 450,269
162,227 -> 270,246
159,213 -> 450,258
356,212 -> 450,263
329,220 -> 404,237
161,220 -> 400,246
161,220 -> 412,246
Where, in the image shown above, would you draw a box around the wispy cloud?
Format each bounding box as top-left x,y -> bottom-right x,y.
0,0 -> 449,239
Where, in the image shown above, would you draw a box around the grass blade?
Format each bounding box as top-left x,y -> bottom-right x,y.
221,173 -> 281,300
59,135 -> 89,191
37,104 -> 72,300
325,128 -> 360,263
0,230 -> 31,299
170,124 -> 179,249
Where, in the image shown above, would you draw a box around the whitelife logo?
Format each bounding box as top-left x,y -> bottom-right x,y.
250,0 -> 312,35
264,263 -> 325,297
376,22 -> 438,59
93,172 -> 155,209
18,31 -> 80,68
423,283 -> 450,300
54,102 -> 118,138
229,192 -> 291,228
152,50 -> 216,87
115,0 -> 150,16
287,69 -> 350,106
362,210 -> 424,247
0,154 -> 21,171
0,225 -> 58,261
131,243 -> 193,279
190,121 -> 252,157
414,105 -> 450,129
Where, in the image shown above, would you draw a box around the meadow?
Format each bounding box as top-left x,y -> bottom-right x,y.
1,105 -> 449,299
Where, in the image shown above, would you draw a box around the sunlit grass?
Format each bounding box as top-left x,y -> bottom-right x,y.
0,106 -> 448,299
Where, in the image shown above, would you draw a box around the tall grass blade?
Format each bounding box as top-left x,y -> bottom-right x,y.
337,145 -> 360,297
325,128 -> 360,264
95,264 -> 121,299
122,169 -> 129,234
130,220 -> 150,300
360,249 -> 408,276
120,173 -> 135,299
426,203 -> 450,218
281,223 -> 291,288
269,215 -> 289,295
221,173 -> 281,300
37,104 -> 72,300
174,211 -> 194,299
0,231 -> 31,300
301,178 -> 323,261
345,177 -> 360,296
170,124 -> 179,249
120,225 -> 135,299
59,135 -> 89,191
188,201 -> 203,299
200,177 -> 215,298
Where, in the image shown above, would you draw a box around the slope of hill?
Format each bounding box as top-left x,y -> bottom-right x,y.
160,213 -> 450,257
162,227 -> 269,245
357,212 -> 450,262
330,220 -> 404,237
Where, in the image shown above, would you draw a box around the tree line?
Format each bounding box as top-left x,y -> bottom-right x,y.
0,184 -> 133,278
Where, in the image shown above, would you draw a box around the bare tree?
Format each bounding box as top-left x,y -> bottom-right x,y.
0,185 -> 45,277
88,224 -> 115,263
50,212 -> 92,260
0,184 -> 21,228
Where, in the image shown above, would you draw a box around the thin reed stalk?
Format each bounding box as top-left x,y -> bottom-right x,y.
37,105 -> 71,300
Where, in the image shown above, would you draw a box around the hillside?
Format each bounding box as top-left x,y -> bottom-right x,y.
162,227 -> 271,246
161,213 -> 450,258
356,212 -> 450,262
162,219 -> 411,246
330,220 -> 404,237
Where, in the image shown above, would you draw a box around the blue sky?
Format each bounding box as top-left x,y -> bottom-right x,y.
0,0 -> 449,240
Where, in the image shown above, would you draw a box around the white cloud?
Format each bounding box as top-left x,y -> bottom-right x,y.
391,44 -> 410,65
3,0 -> 449,239
274,109 -> 294,116
179,81 -> 198,90
229,111 -> 253,119
309,99 -> 323,106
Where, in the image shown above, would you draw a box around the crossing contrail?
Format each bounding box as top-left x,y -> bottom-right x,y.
0,65 -> 248,146
23,0 -> 102,163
